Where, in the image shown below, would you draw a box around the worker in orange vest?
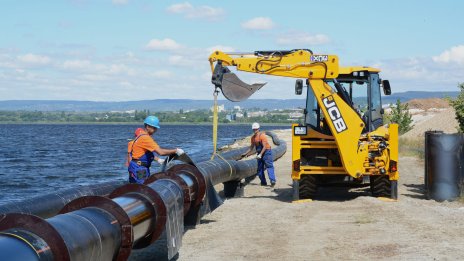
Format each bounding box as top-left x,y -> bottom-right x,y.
127,128 -> 164,166
241,122 -> 276,187
127,116 -> 184,184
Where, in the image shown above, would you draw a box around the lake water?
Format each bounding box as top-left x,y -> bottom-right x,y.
0,124 -> 290,204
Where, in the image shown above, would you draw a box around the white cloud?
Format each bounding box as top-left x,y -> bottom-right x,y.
152,70 -> 173,79
119,81 -> 134,87
62,59 -> 92,70
17,54 -> 51,65
108,64 -> 135,76
168,55 -> 184,66
112,0 -> 128,5
167,2 -> 193,13
168,53 -> 206,67
432,45 -> 464,65
62,60 -> 135,76
241,17 -> 275,30
206,45 -> 235,54
145,38 -> 181,51
80,74 -> 109,81
277,32 -> 330,46
166,2 -> 224,21
374,54 -> 462,93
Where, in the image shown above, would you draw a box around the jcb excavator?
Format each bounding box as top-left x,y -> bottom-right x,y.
209,49 -> 398,200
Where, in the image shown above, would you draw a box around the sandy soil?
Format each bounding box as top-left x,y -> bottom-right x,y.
403,108 -> 459,138
406,98 -> 451,111
174,129 -> 464,261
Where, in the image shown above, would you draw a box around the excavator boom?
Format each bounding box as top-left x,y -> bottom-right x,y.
209,49 -> 339,101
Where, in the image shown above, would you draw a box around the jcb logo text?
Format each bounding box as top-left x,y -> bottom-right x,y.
323,96 -> 348,133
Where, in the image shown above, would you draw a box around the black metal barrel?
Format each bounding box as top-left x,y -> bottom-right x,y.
425,131 -> 464,201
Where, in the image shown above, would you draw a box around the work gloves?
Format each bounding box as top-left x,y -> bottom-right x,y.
256,155 -> 262,160
176,148 -> 185,156
157,158 -> 165,164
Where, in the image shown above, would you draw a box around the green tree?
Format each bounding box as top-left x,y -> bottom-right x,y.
388,99 -> 413,134
448,83 -> 464,133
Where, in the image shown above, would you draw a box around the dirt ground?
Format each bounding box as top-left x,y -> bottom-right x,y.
174,129 -> 464,261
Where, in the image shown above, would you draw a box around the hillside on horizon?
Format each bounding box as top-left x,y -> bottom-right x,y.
0,91 -> 458,112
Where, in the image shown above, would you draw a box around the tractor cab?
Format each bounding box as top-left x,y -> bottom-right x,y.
302,67 -> 391,135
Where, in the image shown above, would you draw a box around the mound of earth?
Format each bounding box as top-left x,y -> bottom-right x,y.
406,98 -> 450,110
402,108 -> 459,138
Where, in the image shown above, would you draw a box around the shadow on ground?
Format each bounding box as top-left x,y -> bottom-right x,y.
402,183 -> 427,199
244,184 -> 372,203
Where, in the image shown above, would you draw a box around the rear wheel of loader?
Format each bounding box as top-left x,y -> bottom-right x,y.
299,175 -> 318,199
370,176 -> 398,199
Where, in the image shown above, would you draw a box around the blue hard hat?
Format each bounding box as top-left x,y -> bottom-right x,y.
144,116 -> 160,129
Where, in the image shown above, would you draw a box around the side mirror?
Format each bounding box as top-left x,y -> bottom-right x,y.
382,80 -> 391,95
295,79 -> 303,95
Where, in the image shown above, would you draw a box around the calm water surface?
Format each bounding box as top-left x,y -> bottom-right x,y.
0,124 -> 289,204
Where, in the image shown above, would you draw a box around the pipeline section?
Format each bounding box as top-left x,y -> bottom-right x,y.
0,131 -> 286,261
0,131 -> 283,218
0,181 -> 125,219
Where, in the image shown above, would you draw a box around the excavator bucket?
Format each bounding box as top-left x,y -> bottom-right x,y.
212,62 -> 266,102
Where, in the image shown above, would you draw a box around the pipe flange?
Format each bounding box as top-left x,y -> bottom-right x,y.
109,183 -> 167,249
167,164 -> 207,208
145,171 -> 192,214
143,172 -> 170,184
0,213 -> 70,261
59,196 -> 133,261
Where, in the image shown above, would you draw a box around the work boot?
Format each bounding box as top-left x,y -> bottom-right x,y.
260,183 -> 267,186
270,182 -> 276,188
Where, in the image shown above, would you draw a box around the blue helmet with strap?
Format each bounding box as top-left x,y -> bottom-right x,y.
144,116 -> 160,129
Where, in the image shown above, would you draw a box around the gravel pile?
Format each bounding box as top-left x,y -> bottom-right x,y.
402,108 -> 459,138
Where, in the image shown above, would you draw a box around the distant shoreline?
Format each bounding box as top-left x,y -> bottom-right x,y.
0,121 -> 292,126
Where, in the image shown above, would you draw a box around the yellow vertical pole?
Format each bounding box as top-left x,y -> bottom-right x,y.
211,89 -> 219,160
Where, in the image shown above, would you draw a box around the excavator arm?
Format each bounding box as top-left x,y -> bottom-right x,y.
208,49 -> 368,178
209,50 -> 339,101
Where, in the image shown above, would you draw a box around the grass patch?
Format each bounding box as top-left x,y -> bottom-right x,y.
354,215 -> 374,224
399,137 -> 424,159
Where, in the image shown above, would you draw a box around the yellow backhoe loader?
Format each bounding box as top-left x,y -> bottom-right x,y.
209,49 -> 398,199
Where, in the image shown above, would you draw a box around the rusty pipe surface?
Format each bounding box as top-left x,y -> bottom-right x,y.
0,131 -> 286,261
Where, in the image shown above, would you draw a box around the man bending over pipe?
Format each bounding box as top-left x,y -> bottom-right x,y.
241,122 -> 276,187
127,116 -> 185,184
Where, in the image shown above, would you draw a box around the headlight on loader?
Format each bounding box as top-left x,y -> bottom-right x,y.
294,126 -> 307,136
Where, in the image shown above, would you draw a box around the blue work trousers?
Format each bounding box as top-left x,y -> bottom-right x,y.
257,150 -> 276,185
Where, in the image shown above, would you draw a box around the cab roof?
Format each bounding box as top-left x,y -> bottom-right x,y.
339,66 -> 381,75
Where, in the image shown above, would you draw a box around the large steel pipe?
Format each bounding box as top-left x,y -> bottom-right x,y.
0,178 -> 187,261
0,181 -> 125,218
199,131 -> 287,185
47,208 -> 121,260
0,131 -> 287,261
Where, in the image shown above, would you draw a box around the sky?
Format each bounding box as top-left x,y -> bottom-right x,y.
0,0 -> 463,101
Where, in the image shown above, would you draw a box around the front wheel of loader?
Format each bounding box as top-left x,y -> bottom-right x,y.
299,175 -> 318,199
370,176 -> 398,199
